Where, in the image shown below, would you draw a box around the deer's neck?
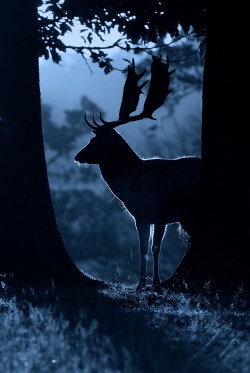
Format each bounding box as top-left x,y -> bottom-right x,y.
100,152 -> 142,203
100,149 -> 140,180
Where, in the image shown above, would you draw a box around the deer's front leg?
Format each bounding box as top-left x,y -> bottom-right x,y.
135,221 -> 151,291
151,223 -> 166,287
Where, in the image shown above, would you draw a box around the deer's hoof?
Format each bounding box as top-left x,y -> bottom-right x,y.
153,279 -> 161,287
136,281 -> 146,292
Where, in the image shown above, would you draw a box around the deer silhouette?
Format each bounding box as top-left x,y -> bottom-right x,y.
74,56 -> 201,290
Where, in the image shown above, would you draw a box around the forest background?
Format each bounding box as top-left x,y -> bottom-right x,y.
40,35 -> 203,284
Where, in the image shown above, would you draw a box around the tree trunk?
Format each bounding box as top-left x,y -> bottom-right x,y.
162,6 -> 250,292
0,0 -> 98,287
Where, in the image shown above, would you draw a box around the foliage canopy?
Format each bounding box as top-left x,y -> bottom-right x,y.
38,0 -> 208,70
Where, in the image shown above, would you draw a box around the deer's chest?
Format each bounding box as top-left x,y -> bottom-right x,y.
101,160 -> 199,223
102,169 -> 173,220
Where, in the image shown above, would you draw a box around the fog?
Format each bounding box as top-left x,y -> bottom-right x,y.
39,50 -> 200,127
39,50 -> 131,124
39,49 -> 202,283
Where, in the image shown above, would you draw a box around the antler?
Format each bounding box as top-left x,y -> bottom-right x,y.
142,56 -> 176,120
84,112 -> 102,131
118,58 -> 148,121
84,56 -> 175,130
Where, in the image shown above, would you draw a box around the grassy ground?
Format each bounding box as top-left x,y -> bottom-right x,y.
0,281 -> 249,373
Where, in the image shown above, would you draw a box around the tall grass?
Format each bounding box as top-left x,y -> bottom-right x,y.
0,296 -> 132,373
0,283 -> 249,373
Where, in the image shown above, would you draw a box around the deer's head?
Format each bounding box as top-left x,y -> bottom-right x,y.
74,56 -> 175,165
74,124 -> 130,165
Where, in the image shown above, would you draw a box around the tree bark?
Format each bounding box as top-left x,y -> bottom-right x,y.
0,0 -> 98,287
162,5 -> 250,292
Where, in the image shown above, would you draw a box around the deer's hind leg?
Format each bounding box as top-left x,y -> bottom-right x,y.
135,221 -> 151,291
151,223 -> 166,287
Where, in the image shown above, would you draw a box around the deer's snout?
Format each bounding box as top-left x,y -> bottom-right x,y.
74,146 -> 99,165
74,152 -> 82,163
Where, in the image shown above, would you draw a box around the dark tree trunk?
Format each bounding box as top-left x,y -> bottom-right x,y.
0,0 -> 98,287
162,6 -> 250,292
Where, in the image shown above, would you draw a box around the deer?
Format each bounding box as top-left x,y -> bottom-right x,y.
74,56 -> 201,291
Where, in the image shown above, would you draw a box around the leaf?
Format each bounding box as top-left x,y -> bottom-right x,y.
59,23 -> 72,35
90,51 -> 99,63
50,49 -> 61,64
104,66 -> 112,74
125,42 -> 131,52
99,50 -> 107,57
123,58 -> 131,64
44,49 -> 49,60
45,5 -> 55,12
87,32 -> 93,44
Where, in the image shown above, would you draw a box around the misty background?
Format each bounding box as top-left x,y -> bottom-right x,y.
39,39 -> 203,284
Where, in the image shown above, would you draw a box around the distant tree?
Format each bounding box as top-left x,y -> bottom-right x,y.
42,96 -> 102,167
0,1 -> 247,292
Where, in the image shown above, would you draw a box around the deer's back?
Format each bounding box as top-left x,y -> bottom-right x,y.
105,156 -> 201,229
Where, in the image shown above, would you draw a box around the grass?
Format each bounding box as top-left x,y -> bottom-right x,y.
0,281 -> 250,373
